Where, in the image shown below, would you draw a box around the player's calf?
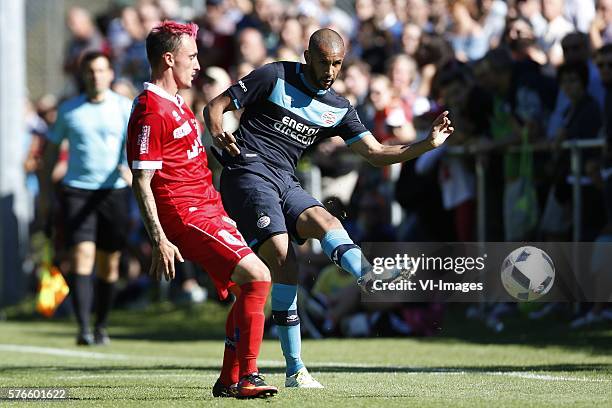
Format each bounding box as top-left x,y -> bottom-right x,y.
229,255 -> 275,395
271,283 -> 305,377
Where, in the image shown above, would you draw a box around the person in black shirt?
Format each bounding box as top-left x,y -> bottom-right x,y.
204,28 -> 454,388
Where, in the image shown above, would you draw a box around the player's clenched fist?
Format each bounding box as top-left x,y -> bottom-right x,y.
150,238 -> 184,281
212,131 -> 241,156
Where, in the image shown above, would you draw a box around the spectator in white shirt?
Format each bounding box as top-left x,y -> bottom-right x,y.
541,0 -> 575,66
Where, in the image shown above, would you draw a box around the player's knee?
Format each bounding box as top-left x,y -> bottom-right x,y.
268,246 -> 292,271
249,262 -> 271,282
96,251 -> 121,282
72,242 -> 96,274
325,214 -> 343,230
316,209 -> 342,231
301,207 -> 341,236
259,237 -> 293,272
244,257 -> 271,282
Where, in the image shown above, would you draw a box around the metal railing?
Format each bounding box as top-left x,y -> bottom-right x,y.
302,138 -> 607,244
448,138 -> 606,242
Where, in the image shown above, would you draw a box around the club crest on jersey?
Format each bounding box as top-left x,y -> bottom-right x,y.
257,215 -> 271,229
173,121 -> 192,139
321,111 -> 337,125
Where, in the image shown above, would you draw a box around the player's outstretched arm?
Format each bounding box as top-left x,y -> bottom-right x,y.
131,169 -> 184,281
349,111 -> 454,167
203,92 -> 240,156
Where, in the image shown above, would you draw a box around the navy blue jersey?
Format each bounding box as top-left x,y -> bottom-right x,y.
219,61 -> 371,172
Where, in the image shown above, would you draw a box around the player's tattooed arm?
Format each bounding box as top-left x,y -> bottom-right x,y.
131,169 -> 184,281
203,92 -> 240,156
350,111 -> 454,166
131,170 -> 163,242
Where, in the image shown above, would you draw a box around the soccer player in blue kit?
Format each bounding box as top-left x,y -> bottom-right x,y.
204,28 -> 454,388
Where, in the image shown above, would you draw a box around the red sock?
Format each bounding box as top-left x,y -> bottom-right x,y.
234,281 -> 270,378
219,302 -> 239,386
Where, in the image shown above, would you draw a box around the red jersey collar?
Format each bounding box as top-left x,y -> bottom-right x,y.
143,82 -> 185,111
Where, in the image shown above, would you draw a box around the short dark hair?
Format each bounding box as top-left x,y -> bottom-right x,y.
561,31 -> 589,50
145,21 -> 198,68
308,28 -> 344,53
79,51 -> 111,72
557,61 -> 590,88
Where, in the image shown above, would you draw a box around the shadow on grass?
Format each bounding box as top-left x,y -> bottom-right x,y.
4,303 -> 611,355
4,301 -> 229,341
32,328 -> 226,342
109,330 -> 225,342
414,306 -> 612,356
1,363 -> 610,375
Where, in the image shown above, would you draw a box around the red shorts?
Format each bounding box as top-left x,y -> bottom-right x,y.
170,210 -> 253,300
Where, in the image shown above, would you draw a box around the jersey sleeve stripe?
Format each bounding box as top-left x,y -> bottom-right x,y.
233,98 -> 241,110
132,160 -> 162,169
345,131 -> 371,146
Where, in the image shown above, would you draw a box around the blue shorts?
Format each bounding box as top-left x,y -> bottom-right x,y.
220,162 -> 322,250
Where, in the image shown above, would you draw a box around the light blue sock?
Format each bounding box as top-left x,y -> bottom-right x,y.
321,229 -> 371,279
271,283 -> 304,377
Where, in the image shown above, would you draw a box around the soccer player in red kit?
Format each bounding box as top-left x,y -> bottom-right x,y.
126,21 -> 277,399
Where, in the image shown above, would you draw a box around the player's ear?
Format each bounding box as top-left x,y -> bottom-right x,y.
304,49 -> 310,65
162,51 -> 175,68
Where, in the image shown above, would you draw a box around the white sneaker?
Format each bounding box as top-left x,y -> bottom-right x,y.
285,367 -> 324,388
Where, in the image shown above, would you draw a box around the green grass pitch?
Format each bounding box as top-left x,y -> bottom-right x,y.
0,302 -> 610,407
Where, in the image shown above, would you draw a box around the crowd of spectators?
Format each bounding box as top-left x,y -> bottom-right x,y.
21,0 -> 612,337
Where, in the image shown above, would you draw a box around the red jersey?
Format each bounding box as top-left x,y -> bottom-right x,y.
127,82 -> 224,234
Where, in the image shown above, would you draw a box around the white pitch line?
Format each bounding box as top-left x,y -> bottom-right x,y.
59,373 -> 219,380
59,371 -> 608,383
0,343 -> 222,364
0,344 -> 130,360
1,344 -> 609,384
489,372 -> 611,383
